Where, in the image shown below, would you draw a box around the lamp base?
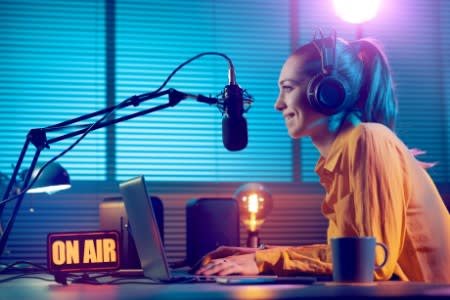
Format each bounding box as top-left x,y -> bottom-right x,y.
246,231 -> 260,248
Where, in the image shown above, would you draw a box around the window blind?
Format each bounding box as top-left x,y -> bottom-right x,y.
441,1 -> 450,175
1,0 -> 448,184
114,0 -> 292,182
297,0 -> 449,182
0,0 -> 107,181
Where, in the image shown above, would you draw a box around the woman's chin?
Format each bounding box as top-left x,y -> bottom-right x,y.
287,128 -> 304,139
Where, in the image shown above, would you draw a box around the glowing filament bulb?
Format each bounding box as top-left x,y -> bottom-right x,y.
235,183 -> 273,239
248,193 -> 259,213
250,213 -> 257,232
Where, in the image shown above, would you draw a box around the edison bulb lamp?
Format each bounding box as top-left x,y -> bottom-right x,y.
233,183 -> 273,248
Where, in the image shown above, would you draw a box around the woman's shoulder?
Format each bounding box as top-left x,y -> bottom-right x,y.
345,122 -> 407,151
350,122 -> 398,140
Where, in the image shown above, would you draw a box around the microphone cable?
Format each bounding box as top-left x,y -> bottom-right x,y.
0,52 -> 243,206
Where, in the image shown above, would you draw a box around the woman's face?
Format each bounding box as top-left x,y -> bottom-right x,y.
274,53 -> 327,139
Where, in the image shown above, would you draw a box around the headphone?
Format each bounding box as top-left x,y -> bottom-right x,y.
306,31 -> 353,115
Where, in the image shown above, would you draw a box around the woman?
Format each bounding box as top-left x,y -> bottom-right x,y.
196,32 -> 450,283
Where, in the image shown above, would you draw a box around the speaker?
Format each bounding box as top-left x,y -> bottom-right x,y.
99,195 -> 164,269
306,32 -> 353,115
186,198 -> 240,267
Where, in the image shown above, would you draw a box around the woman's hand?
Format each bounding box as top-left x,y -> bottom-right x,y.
201,245 -> 259,261
195,253 -> 259,276
191,246 -> 259,273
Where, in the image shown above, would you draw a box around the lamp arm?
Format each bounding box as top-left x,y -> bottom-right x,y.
0,145 -> 42,257
0,88 -> 189,258
0,138 -> 31,212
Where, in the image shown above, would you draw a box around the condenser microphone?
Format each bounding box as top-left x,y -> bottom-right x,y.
219,61 -> 249,151
188,56 -> 252,151
221,83 -> 248,151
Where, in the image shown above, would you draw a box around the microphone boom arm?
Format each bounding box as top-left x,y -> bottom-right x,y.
0,50 -> 248,257
46,89 -> 187,145
0,88 -> 193,257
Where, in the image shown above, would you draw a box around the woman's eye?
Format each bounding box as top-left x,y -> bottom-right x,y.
282,86 -> 293,92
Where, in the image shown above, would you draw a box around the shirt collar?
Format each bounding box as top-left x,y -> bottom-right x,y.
315,124 -> 359,174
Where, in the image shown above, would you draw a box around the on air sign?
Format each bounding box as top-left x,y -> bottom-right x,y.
47,231 -> 120,273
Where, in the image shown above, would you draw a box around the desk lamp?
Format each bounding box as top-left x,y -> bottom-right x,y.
234,183 -> 273,248
26,163 -> 71,194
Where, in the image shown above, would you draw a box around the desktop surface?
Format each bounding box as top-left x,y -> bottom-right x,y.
0,273 -> 449,300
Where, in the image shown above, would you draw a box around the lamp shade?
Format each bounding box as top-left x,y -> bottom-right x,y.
27,162 -> 71,194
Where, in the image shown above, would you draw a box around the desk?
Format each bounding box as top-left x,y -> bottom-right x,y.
0,274 -> 449,300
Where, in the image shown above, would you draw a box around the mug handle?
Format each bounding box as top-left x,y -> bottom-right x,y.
374,242 -> 389,270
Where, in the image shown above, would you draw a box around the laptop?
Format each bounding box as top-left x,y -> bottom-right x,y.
119,175 -> 317,284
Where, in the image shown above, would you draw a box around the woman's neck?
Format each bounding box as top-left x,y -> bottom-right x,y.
310,112 -> 361,158
311,129 -> 338,158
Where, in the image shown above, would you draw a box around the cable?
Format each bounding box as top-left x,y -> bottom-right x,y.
0,260 -> 109,285
0,273 -> 55,284
0,259 -> 208,285
0,260 -> 48,274
150,52 -> 233,95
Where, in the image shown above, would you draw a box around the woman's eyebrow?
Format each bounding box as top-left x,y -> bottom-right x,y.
279,79 -> 300,86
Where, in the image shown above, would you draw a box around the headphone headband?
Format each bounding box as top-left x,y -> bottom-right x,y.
312,30 -> 337,74
306,29 -> 352,115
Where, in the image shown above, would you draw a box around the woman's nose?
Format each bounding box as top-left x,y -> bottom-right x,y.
274,95 -> 286,111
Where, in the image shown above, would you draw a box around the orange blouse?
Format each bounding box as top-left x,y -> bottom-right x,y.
255,123 -> 450,283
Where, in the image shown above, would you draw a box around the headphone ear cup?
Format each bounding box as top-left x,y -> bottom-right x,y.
307,73 -> 350,115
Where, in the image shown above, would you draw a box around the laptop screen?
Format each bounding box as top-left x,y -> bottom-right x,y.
119,175 -> 171,281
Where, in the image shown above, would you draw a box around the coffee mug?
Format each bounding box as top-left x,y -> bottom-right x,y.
331,236 -> 388,283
